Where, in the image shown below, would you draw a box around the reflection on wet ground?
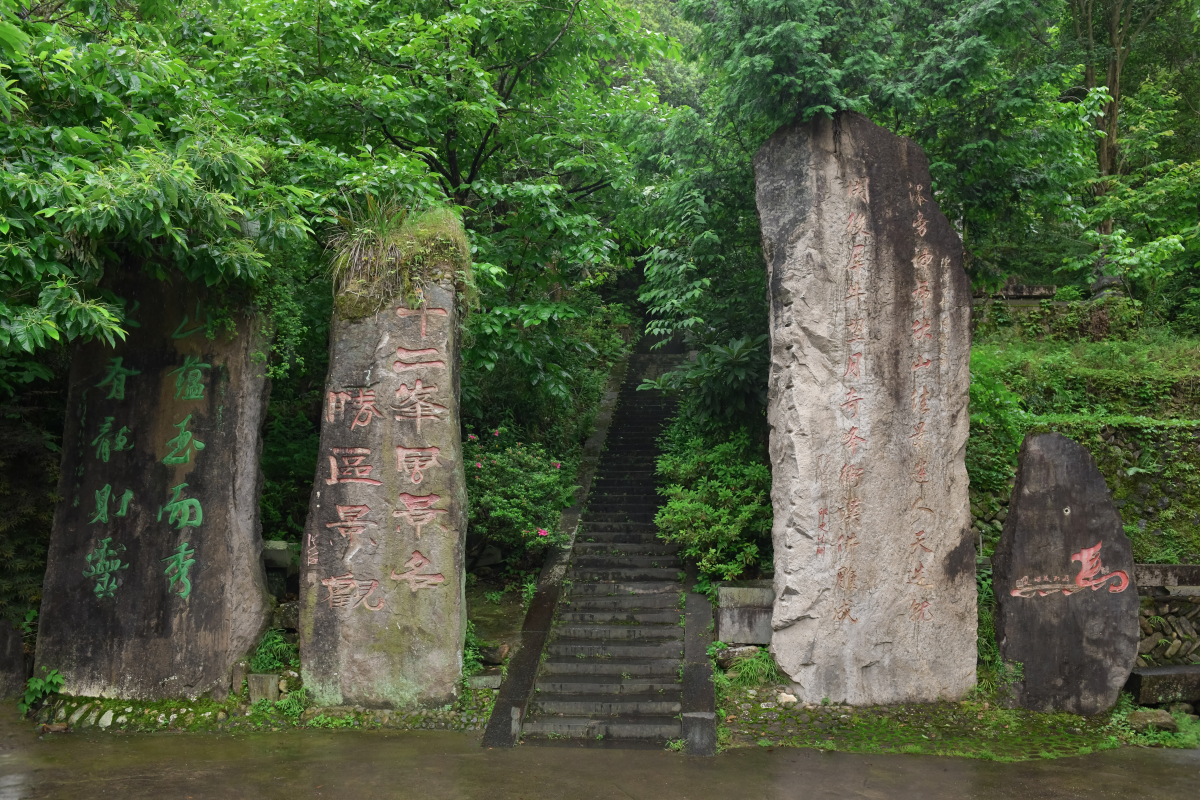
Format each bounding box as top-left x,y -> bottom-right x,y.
0,707 -> 1197,799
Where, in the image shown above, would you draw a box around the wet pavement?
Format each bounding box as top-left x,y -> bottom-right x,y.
0,708 -> 1197,799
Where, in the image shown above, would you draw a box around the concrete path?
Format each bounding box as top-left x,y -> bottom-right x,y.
1,709 -> 1197,799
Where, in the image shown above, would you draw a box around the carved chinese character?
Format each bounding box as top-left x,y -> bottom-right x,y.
845,282 -> 866,309
842,426 -> 866,457
846,212 -> 870,237
912,281 -> 931,312
911,529 -> 932,554
844,352 -> 863,379
158,482 -> 202,529
911,318 -> 932,341
391,551 -> 446,592
836,567 -> 857,594
846,317 -> 866,343
908,182 -> 926,207
909,599 -> 933,622
847,244 -> 866,272
396,306 -> 449,338
90,484 -> 134,523
836,531 -> 860,553
321,572 -> 385,611
912,355 -> 932,371
162,414 -> 205,465
162,541 -> 196,599
911,459 -> 930,484
913,248 -> 933,273
326,447 -> 384,486
83,537 -> 128,599
834,598 -> 858,623
325,504 -> 378,560
96,357 -> 140,400
848,177 -> 869,203
912,211 -> 928,237
909,421 -> 926,449
306,533 -> 319,566
396,446 -> 442,484
393,347 -> 447,373
349,389 -> 384,430
393,379 -> 448,432
838,495 -> 862,525
394,492 -> 447,539
839,463 -> 864,488
92,417 -> 133,462
840,388 -> 865,417
168,355 -> 210,401
911,386 -> 930,415
327,390 -> 352,423
907,561 -> 932,586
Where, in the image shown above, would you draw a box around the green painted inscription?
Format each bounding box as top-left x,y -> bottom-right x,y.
83,537 -> 128,599
168,355 -> 210,400
158,482 -> 202,529
162,541 -> 196,599
162,414 -> 205,465
96,357 -> 140,400
91,417 -> 133,462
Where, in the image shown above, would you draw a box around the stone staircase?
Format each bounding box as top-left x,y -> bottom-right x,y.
522,359 -> 684,743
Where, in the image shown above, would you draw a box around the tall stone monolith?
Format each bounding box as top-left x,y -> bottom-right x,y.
300,222 -> 468,708
36,275 -> 271,700
755,112 -> 976,705
993,433 -> 1139,714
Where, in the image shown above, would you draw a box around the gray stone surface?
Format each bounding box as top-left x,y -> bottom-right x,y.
35,275 -> 271,700
300,281 -> 467,708
754,112 -> 976,705
248,673 -> 280,705
717,581 -> 774,645
1125,666 -> 1200,705
993,433 -> 1139,714
1126,709 -> 1177,732
0,622 -> 24,698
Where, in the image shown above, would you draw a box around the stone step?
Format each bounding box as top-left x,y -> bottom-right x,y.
573,542 -> 678,556
552,623 -> 684,642
557,609 -> 682,625
546,638 -> 685,659
585,500 -> 662,511
531,693 -> 682,716
568,581 -> 681,597
521,715 -> 682,740
536,675 -> 681,694
583,512 -> 658,524
575,534 -> 662,546
562,593 -> 681,611
578,522 -> 659,533
539,656 -> 682,677
572,555 -> 681,570
569,566 -> 683,582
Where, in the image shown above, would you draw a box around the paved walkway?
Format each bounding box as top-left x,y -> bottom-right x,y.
1,709 -> 1197,799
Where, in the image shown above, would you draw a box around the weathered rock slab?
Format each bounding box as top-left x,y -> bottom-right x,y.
994,433 -> 1140,714
300,281 -> 467,708
755,111 -> 976,705
1125,666 -> 1200,705
717,581 -> 774,645
36,276 -> 271,700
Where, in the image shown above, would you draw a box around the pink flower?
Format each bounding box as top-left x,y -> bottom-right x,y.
537,528 -> 549,537
494,429 -> 500,436
468,434 -> 477,441
475,462 -> 482,468
552,462 -> 561,469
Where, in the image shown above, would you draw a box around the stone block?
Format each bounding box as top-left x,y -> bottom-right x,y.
275,601 -> 299,631
231,661 -> 249,696
682,711 -> 716,756
35,276 -> 271,700
1124,666 -> 1200,705
300,271 -> 468,709
754,111 -> 976,705
1126,709 -> 1177,733
248,673 -> 280,705
466,673 -> 502,690
717,581 -> 773,645
994,434 -> 1139,715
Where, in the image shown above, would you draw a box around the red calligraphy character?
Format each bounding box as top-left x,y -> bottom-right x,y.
837,531 -> 860,553
396,446 -> 442,484
909,599 -> 933,622
845,283 -> 867,309
846,317 -> 866,343
394,492 -> 447,540
325,504 -> 378,560
840,388 -> 865,417
350,389 -> 384,430
844,352 -> 863,379
836,567 -> 857,594
393,347 -> 446,373
912,318 -> 932,341
909,422 -> 926,449
912,281 -> 931,312
848,177 -> 870,203
847,244 -> 866,272
816,508 -> 829,555
391,551 -> 446,592
912,355 -> 932,371
912,212 -> 928,237
911,385 -> 930,415
911,459 -> 930,484
907,562 -> 931,586
326,390 -> 353,423
846,212 -> 870,237
393,379 -> 448,432
838,495 -> 862,525
839,463 -> 864,488
842,426 -> 866,458
834,598 -> 858,623
911,529 -> 932,554
321,572 -> 385,611
326,447 -> 384,486
913,248 -> 933,273
909,183 -> 927,207
396,306 -> 449,338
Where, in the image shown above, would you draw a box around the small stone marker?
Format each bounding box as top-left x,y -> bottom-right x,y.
993,433 -> 1139,714
0,622 -> 24,698
754,112 -> 976,705
248,673 -> 280,705
35,276 -> 271,700
300,234 -> 468,708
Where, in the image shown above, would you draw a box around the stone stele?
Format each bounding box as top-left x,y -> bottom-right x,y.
993,432 -> 1139,714
36,274 -> 271,700
300,280 -> 467,708
754,112 -> 976,705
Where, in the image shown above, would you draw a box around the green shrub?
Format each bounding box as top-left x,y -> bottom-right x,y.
654,417 -> 772,588
250,629 -> 299,673
275,687 -> 309,720
465,429 -> 576,565
18,666 -> 63,714
462,621 -> 484,678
